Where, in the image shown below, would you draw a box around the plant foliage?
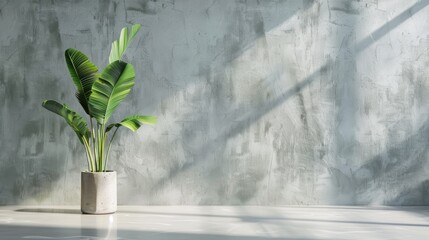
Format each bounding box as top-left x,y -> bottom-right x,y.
65,48 -> 99,114
42,24 -> 156,172
109,24 -> 141,63
89,61 -> 135,125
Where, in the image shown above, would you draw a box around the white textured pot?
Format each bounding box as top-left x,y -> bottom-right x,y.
81,171 -> 117,214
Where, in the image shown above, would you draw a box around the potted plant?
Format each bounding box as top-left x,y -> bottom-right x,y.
42,24 -> 156,214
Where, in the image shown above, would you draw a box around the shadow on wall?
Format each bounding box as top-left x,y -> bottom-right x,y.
327,0 -> 429,205
147,0 -> 429,204
118,0 -> 318,115
114,0 -> 319,204
2,0 -> 429,205
0,0 -> 319,205
0,0 -> 80,205
351,118 -> 429,205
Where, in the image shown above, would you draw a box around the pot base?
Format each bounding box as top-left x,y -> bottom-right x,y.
81,171 -> 117,214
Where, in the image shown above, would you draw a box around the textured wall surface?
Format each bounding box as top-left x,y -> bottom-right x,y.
1,0 -> 429,205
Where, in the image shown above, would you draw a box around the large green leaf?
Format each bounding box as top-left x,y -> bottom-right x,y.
89,60 -> 135,125
42,100 -> 90,144
106,115 -> 157,132
109,24 -> 141,63
65,48 -> 99,114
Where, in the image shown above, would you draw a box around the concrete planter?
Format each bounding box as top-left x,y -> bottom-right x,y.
81,171 -> 117,214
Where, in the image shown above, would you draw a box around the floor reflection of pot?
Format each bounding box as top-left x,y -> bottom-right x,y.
80,212 -> 117,239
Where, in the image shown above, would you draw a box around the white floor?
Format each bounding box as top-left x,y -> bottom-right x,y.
0,206 -> 428,239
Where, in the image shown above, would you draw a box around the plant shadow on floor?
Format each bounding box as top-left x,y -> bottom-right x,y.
15,208 -> 81,214
0,224 -> 312,240
117,209 -> 429,228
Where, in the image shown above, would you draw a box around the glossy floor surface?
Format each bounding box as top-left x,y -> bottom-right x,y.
0,206 -> 428,239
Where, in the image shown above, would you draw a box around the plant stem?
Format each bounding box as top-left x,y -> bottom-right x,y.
99,123 -> 105,171
90,118 -> 97,169
83,137 -> 95,171
83,142 -> 91,172
96,124 -> 100,172
101,131 -> 107,172
105,127 -> 119,172
96,123 -> 105,172
95,123 -> 100,171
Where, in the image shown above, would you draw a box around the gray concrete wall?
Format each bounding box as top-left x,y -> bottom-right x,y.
1,0 -> 429,205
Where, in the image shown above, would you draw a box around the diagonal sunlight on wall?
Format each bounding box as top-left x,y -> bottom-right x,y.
127,2 -> 324,205
113,1 -> 320,204
325,0 -> 429,205
164,0 -> 429,205
335,0 -> 429,205
2,0 -> 429,205
1,0 -> 319,205
123,0 -> 429,205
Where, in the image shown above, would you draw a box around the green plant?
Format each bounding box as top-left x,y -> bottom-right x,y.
42,24 -> 156,172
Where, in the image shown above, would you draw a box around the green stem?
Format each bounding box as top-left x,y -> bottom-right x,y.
95,123 -> 100,171
97,123 -> 105,172
102,123 -> 106,171
96,124 -> 100,172
83,137 -> 95,172
102,131 -> 107,171
105,127 -> 119,172
90,118 -> 97,168
83,142 -> 91,172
